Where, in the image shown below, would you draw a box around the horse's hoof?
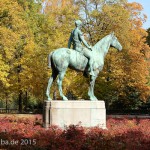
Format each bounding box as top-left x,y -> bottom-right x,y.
63,96 -> 68,101
47,97 -> 52,101
90,97 -> 98,101
90,99 -> 97,101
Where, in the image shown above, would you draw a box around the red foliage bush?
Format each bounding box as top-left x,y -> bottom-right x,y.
0,115 -> 149,150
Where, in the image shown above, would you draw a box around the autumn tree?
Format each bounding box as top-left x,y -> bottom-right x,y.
0,0 -> 79,110
0,0 -> 34,111
0,0 -> 51,111
1,0 -> 150,111
146,28 -> 150,95
146,28 -> 150,47
67,0 -> 150,109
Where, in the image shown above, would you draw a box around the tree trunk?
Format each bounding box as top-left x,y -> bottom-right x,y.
5,93 -> 8,113
18,90 -> 23,113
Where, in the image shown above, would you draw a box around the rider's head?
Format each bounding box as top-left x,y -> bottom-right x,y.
75,20 -> 82,28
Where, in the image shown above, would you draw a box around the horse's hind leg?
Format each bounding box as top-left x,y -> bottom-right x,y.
46,69 -> 58,101
57,70 -> 68,101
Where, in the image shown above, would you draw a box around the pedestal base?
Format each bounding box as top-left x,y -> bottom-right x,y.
43,100 -> 106,129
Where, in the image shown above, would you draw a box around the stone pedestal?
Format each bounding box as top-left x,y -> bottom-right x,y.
43,101 -> 51,128
43,100 -> 106,129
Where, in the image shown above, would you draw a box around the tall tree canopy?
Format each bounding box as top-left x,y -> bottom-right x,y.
0,0 -> 150,110
67,0 -> 150,108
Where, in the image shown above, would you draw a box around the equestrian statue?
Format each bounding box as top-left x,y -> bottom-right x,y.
46,20 -> 122,101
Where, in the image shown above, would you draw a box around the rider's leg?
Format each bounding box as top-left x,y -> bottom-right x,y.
89,57 -> 95,76
83,48 -> 95,76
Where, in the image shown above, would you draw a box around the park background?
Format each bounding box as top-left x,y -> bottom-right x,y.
0,0 -> 150,149
0,0 -> 150,114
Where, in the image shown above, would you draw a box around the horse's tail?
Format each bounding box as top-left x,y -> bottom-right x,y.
48,52 -> 53,69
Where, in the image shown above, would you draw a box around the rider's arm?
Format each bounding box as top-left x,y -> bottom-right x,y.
68,32 -> 73,48
79,31 -> 91,49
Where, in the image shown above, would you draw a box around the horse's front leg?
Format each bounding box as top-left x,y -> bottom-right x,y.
88,72 -> 98,101
57,71 -> 68,101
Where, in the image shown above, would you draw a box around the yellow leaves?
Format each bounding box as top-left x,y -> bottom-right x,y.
0,0 -> 39,93
0,54 -> 10,87
24,39 -> 35,55
0,27 -> 18,42
0,0 -> 25,29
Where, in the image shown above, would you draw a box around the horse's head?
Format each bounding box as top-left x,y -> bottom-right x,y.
110,32 -> 122,51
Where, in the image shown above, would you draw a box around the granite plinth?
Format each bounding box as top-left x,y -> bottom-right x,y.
43,100 -> 106,129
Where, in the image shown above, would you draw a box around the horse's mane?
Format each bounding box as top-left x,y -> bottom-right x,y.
93,34 -> 110,51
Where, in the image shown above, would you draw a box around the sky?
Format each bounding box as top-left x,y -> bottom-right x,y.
128,0 -> 150,29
